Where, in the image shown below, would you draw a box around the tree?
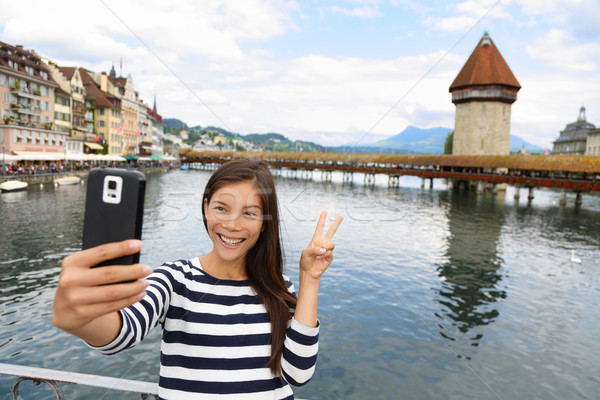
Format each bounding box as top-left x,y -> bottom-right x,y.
444,131 -> 454,154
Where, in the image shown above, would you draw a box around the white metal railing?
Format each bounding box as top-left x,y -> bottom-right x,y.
0,363 -> 158,399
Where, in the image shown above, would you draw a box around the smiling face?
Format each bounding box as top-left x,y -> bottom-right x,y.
203,180 -> 264,274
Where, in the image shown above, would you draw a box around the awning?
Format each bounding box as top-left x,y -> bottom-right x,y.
83,142 -> 104,150
148,156 -> 163,161
138,156 -> 152,161
1,153 -> 21,162
65,153 -> 92,161
96,154 -> 127,162
13,151 -> 63,161
122,155 -> 138,161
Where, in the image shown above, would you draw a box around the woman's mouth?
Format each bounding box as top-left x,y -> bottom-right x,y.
218,234 -> 245,248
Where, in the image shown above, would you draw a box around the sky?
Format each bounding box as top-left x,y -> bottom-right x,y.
1,0 -> 599,149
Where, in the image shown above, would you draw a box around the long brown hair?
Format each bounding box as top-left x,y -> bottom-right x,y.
201,159 -> 296,376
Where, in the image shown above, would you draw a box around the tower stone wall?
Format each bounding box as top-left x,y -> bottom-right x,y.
453,101 -> 512,155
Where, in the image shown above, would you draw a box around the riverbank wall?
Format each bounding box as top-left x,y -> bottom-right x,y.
0,166 -> 173,186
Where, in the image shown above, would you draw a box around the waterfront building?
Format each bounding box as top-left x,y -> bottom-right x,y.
587,128 -> 600,156
48,65 -> 103,156
80,68 -> 123,155
0,42 -> 65,158
109,70 -> 138,156
137,98 -> 151,156
552,106 -> 596,155
53,88 -> 71,137
449,33 -> 521,155
147,98 -> 165,157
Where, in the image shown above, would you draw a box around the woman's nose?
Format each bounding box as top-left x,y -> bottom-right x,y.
221,214 -> 242,230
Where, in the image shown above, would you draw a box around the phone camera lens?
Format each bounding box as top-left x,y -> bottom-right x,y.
108,180 -> 117,190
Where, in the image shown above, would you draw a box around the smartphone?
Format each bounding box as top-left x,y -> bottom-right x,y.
82,167 -> 146,267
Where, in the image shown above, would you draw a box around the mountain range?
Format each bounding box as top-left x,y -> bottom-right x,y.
164,118 -> 543,154
361,126 -> 544,153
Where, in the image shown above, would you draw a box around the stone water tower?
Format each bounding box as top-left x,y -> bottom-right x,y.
449,33 -> 521,155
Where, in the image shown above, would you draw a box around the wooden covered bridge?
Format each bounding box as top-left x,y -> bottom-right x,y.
180,151 -> 600,206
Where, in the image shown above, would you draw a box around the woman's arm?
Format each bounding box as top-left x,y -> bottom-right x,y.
52,239 -> 152,346
294,211 -> 343,327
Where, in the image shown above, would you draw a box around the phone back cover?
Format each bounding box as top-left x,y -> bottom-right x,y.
82,168 -> 146,267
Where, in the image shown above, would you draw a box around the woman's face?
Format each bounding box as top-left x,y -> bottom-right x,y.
204,180 -> 264,267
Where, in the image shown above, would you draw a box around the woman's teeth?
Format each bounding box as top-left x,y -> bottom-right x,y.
219,235 -> 243,245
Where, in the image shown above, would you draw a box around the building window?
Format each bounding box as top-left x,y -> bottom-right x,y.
98,120 -> 105,127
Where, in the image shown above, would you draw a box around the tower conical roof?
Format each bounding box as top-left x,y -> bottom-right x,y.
450,33 -> 520,92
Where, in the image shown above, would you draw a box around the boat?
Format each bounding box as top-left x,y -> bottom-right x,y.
54,176 -> 81,185
0,180 -> 28,192
180,165 -> 188,171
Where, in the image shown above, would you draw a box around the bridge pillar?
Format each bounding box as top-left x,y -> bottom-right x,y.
514,186 -> 520,200
421,178 -> 425,189
527,187 -> 534,201
492,183 -> 498,195
302,169 -> 313,180
364,173 -> 375,185
430,178 -> 434,189
447,180 -> 454,190
575,191 -> 583,207
388,175 -> 400,187
343,171 -> 353,184
320,170 -> 332,182
559,189 -> 567,206
476,181 -> 485,194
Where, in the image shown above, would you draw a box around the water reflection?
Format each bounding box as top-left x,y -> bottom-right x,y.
436,191 -> 507,348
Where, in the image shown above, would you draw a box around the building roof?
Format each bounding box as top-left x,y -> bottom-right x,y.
0,41 -> 57,86
79,68 -> 119,108
449,33 -> 521,92
58,66 -> 76,80
554,106 -> 596,143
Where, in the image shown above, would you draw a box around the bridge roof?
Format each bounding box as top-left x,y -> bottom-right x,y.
182,151 -> 600,173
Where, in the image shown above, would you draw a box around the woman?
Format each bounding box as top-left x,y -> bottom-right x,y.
53,159 -> 343,399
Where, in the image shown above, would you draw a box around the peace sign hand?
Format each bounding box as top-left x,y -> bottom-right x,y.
300,211 -> 343,280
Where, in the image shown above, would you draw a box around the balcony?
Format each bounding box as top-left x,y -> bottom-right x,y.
10,87 -> 41,100
72,104 -> 87,114
10,102 -> 42,116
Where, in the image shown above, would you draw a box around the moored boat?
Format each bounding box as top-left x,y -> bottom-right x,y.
0,180 -> 28,192
54,176 -> 81,185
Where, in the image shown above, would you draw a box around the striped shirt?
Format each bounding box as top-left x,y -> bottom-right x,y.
93,258 -> 319,400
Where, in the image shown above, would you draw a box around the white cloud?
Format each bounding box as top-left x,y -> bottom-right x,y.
511,70 -> 600,148
526,29 -> 600,72
329,5 -> 383,18
426,0 -> 510,32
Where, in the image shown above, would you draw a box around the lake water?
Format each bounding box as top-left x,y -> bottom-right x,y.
1,168 -> 599,399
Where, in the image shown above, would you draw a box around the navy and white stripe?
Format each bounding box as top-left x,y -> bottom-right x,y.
93,258 -> 319,399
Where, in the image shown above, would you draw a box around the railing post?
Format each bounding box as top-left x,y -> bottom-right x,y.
11,376 -> 65,400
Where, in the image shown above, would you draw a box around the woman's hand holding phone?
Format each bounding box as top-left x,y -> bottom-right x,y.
52,239 -> 152,346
